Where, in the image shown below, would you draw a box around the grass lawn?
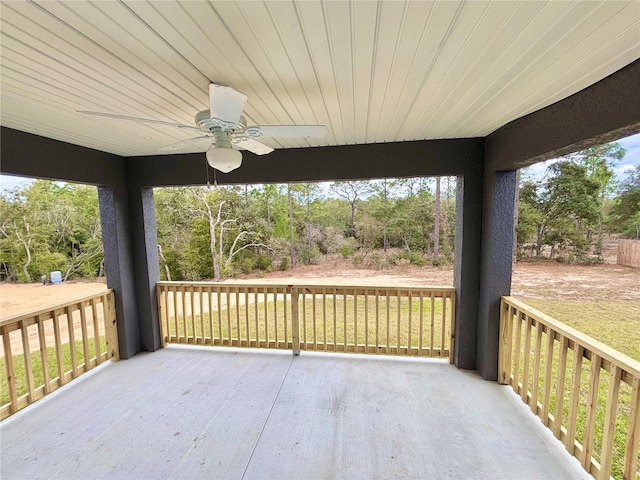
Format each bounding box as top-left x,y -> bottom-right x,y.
515,298 -> 640,361
510,297 -> 640,480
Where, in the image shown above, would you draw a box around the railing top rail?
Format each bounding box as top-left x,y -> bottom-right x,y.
0,289 -> 113,327
502,296 -> 640,379
157,281 -> 455,293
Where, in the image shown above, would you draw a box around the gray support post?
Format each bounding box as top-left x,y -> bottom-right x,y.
476,170 -> 518,380
98,186 -> 140,359
127,186 -> 161,351
453,174 -> 483,370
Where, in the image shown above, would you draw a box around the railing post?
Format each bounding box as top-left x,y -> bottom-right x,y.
498,299 -> 511,385
290,286 -> 300,356
158,285 -> 167,347
105,292 -> 119,361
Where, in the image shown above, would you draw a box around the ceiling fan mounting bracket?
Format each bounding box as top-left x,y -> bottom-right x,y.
195,110 -> 246,134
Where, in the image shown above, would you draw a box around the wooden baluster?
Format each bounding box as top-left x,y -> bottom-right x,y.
105,293 -> 119,361
385,289 -> 390,355
582,355 -> 601,473
566,345 -> 584,455
353,290 -> 358,353
66,306 -> 78,379
200,287 -> 205,344
208,289 -> 214,345
343,289 -> 347,352
364,292 -> 369,354
246,289 -> 250,347
440,292 -> 446,357
624,376 -> 640,480
226,289 -> 231,346
541,326 -> 555,426
520,314 -> 532,403
498,302 -> 513,385
313,291 -> 317,351
407,291 -> 412,355
599,365 -> 621,480
173,288 -> 179,343
254,290 -> 259,346
21,319 -> 36,402
52,310 -> 64,384
236,290 -> 241,347
303,290 -> 307,349
284,288 -> 289,349
512,310 -> 522,391
419,291 -> 424,356
322,289 -> 327,351
530,319 -> 544,413
291,287 -> 300,355
273,289 -> 278,348
2,325 -> 18,414
449,291 -> 456,364
79,301 -> 90,371
396,290 -> 401,354
91,298 -> 102,362
553,336 -> 569,438
430,291 -> 435,357
190,286 -> 196,344
37,315 -> 51,394
375,293 -> 379,354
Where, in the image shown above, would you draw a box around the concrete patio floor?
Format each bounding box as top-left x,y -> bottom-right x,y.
1,346 -> 586,479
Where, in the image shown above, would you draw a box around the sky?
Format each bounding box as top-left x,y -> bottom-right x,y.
524,132 -> 640,181
1,133 -> 639,190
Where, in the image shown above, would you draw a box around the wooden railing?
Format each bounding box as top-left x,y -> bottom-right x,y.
499,297 -> 640,480
0,290 -> 118,420
157,282 -> 455,361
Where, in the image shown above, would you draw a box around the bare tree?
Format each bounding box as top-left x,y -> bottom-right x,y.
329,181 -> 371,237
198,194 -> 270,281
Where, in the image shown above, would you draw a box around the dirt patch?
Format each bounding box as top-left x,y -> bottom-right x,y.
1,257 -> 637,316
0,280 -> 108,318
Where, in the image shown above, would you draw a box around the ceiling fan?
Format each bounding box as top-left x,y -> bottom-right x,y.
79,83 -> 328,173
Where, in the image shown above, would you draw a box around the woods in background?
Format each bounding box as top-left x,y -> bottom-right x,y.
154,178 -> 455,281
1,141 -> 637,282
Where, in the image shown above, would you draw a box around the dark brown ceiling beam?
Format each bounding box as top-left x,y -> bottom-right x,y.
0,127 -> 124,186
485,59 -> 640,171
127,138 -> 484,187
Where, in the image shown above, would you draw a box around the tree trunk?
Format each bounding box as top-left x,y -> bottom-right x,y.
288,184 -> 295,267
157,244 -> 172,281
535,225 -> 544,257
434,177 -> 441,259
15,221 -> 32,282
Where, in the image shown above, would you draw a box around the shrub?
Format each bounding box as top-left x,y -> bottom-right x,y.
278,256 -> 290,271
394,250 -> 426,266
254,253 -> 273,272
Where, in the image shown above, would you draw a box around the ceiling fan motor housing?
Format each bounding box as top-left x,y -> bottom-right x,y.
195,110 -> 245,133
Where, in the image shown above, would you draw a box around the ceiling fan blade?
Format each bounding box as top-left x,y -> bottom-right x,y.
159,135 -> 213,151
244,125 -> 328,138
232,137 -> 274,156
209,83 -> 247,129
77,111 -> 201,131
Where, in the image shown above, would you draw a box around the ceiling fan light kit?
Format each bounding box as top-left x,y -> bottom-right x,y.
79,83 -> 328,173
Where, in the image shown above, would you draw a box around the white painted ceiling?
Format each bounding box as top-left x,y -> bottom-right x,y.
1,1 -> 639,157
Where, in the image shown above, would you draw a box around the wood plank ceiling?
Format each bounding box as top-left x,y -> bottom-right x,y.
1,1 -> 639,157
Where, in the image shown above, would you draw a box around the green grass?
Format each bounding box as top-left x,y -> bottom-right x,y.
0,337 -> 107,407
510,298 -> 640,480
164,295 -> 452,355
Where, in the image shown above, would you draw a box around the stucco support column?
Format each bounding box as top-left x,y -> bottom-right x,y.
127,186 -> 161,351
453,173 -> 483,370
98,183 -> 161,357
98,185 -> 140,359
476,170 -> 518,380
